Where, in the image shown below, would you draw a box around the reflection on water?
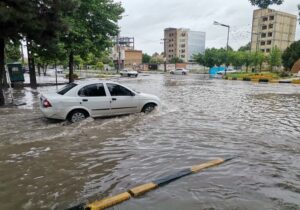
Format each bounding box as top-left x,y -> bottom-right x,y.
0,74 -> 300,209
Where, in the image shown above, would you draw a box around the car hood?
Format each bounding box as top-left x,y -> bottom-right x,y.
137,92 -> 160,101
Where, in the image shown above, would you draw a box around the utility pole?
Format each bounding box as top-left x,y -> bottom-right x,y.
214,21 -> 230,75
116,34 -> 123,73
161,38 -> 168,72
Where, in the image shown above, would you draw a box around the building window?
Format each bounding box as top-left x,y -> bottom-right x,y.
268,32 -> 273,37
262,25 -> 267,30
181,55 -> 185,58
267,40 -> 272,45
181,50 -> 185,53
181,44 -> 185,48
261,33 -> 266,38
266,49 -> 270,53
261,41 -> 266,45
269,24 -> 273,29
262,17 -> 268,21
269,16 -> 274,21
261,49 -> 265,53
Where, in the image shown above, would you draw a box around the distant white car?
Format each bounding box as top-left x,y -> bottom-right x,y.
170,68 -> 189,75
120,69 -> 138,77
40,81 -> 160,123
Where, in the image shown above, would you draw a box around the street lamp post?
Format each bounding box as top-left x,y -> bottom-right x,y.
214,21 -> 230,75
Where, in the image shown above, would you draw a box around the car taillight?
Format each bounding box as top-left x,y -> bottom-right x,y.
43,99 -> 52,108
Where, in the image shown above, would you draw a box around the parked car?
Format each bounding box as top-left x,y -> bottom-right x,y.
170,68 -> 189,75
120,69 -> 138,77
40,81 -> 160,123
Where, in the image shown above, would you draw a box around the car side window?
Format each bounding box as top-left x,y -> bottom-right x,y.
78,84 -> 106,97
107,83 -> 133,96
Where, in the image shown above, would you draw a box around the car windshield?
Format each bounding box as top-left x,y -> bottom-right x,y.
57,83 -> 77,95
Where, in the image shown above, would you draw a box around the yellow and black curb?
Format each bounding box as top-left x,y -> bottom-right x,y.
224,77 -> 300,84
67,158 -> 234,210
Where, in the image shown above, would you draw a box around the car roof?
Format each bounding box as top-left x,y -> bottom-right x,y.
74,80 -> 119,86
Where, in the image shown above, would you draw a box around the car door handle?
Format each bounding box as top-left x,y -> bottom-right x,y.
112,98 -> 117,101
82,99 -> 88,102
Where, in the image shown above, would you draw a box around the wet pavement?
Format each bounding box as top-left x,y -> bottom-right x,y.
0,74 -> 300,210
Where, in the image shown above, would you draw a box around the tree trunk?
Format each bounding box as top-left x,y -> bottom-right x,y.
69,50 -> 74,83
37,63 -> 41,76
0,38 -> 5,106
26,39 -> 37,88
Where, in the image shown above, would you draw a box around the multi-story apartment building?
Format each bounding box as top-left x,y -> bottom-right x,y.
251,8 -> 297,53
164,28 -> 205,62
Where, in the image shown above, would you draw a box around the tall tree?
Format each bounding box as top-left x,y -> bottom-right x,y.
249,0 -> 284,9
282,40 -> 300,71
5,40 -> 21,63
61,0 -> 124,83
243,51 -> 254,72
0,0 -> 77,105
170,57 -> 184,64
238,42 -> 251,52
253,51 -> 265,72
142,53 -> 151,64
268,46 -> 282,71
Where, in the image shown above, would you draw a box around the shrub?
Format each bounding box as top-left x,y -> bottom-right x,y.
278,71 -> 291,78
243,77 -> 251,81
259,78 -> 269,83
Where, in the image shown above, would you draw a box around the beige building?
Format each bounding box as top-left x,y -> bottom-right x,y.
251,8 -> 297,53
164,28 -> 178,62
124,50 -> 142,69
164,28 -> 206,62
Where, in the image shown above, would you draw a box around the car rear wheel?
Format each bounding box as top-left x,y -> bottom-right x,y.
142,103 -> 156,114
68,110 -> 88,123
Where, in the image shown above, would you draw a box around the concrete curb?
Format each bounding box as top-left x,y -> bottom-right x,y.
224,77 -> 299,84
67,158 -> 233,210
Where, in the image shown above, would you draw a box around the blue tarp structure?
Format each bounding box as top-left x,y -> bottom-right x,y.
209,66 -> 226,75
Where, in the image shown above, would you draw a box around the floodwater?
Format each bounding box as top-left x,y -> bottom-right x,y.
0,74 -> 300,210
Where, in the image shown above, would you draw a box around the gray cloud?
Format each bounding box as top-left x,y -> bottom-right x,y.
118,0 -> 300,54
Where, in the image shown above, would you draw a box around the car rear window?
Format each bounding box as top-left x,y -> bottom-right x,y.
57,83 -> 77,95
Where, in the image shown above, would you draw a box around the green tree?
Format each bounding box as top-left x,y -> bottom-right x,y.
61,0 -> 124,83
193,53 -> 206,66
231,51 -> 245,69
74,55 -> 84,70
150,56 -> 164,64
249,0 -> 284,9
282,40 -> 300,71
268,46 -> 282,71
238,42 -> 251,52
96,61 -> 104,70
253,51 -> 265,72
203,48 -> 219,68
5,40 -> 21,63
0,0 -> 76,105
142,53 -> 151,64
170,57 -> 184,64
243,51 -> 254,72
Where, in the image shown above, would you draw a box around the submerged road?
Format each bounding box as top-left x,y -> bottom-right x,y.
0,74 -> 299,209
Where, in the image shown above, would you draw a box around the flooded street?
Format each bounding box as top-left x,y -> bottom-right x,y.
0,74 -> 300,210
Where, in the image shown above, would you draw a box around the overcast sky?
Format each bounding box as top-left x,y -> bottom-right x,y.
118,0 -> 300,55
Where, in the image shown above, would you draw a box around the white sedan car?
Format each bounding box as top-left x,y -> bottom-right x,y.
170,68 -> 189,75
40,81 -> 160,123
120,69 -> 138,77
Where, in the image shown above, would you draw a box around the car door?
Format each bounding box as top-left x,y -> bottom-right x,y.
106,83 -> 139,115
78,83 -> 111,117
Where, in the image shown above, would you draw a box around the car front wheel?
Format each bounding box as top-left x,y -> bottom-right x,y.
68,110 -> 88,123
142,103 -> 156,114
